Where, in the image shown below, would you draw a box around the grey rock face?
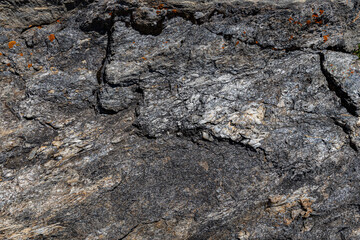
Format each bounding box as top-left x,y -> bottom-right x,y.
322,51 -> 360,115
1,0 -> 360,239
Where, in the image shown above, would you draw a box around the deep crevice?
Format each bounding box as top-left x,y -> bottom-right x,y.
93,9 -> 117,115
331,117 -> 358,152
325,44 -> 350,54
319,52 -> 358,117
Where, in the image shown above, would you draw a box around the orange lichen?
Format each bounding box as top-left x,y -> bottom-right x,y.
351,71 -> 354,74
312,13 -> 319,18
8,41 -> 16,49
288,17 -> 293,22
6,63 -> 10,67
255,41 -> 258,44
30,52 -> 33,55
158,3 -> 164,9
306,20 -> 311,25
0,53 -> 2,56
48,34 -> 55,42
323,35 -> 329,42
156,10 -> 161,14
37,26 -> 42,29
19,53 -> 23,56
222,46 -> 225,49
28,64 -> 32,68
172,9 -> 177,13
165,41 -> 168,43
142,57 -> 147,60
132,41 -> 135,44
289,35 -> 294,40
319,9 -> 324,15
108,12 -> 112,16
29,25 -> 32,28
236,41 -> 240,46
243,31 -> 246,34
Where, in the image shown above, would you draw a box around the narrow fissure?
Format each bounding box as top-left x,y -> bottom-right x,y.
94,13 -> 117,115
318,52 -> 358,117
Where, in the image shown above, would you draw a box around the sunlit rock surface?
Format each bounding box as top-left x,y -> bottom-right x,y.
1,0 -> 360,239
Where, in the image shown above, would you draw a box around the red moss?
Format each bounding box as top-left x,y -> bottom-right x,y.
8,41 -> 16,49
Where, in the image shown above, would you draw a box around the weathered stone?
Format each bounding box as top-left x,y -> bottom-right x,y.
1,0 -> 360,239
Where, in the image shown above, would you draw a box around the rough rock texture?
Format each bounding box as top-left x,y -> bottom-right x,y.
1,0 -> 360,239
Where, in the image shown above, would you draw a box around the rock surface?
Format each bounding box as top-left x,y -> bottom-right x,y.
1,0 -> 360,239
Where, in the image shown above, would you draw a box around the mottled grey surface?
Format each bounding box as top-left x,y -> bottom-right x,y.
1,0 -> 360,239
